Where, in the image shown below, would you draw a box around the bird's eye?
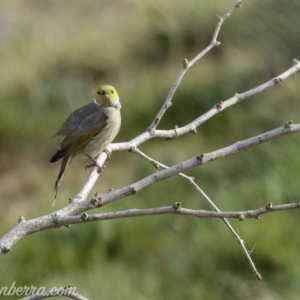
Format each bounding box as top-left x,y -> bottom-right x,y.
97,91 -> 101,95
111,90 -> 114,93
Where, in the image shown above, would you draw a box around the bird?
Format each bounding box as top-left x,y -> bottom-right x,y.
49,85 -> 121,204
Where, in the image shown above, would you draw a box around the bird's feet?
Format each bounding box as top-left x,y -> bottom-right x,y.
85,149 -> 111,173
103,148 -> 111,160
85,155 -> 103,173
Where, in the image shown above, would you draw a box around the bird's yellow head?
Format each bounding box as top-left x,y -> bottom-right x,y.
94,85 -> 119,107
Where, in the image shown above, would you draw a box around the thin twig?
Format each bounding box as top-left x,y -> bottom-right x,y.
55,202 -> 300,224
77,121 -> 300,206
75,59 -> 300,202
130,147 -> 261,280
150,59 -> 300,139
147,0 -> 242,132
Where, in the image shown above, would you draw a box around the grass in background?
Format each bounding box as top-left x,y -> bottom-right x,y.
0,0 -> 300,299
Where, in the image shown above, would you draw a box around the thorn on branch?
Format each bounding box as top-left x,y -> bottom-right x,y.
266,202 -> 273,209
274,77 -> 283,85
214,41 -> 221,47
284,120 -> 293,130
81,213 -> 89,221
183,58 -> 189,69
216,101 -> 223,111
235,0 -> 242,8
173,202 -> 182,210
1,245 -> 11,254
190,127 -> 197,135
292,58 -> 300,65
18,215 -> 25,223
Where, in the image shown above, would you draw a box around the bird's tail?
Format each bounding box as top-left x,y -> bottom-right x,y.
52,154 -> 73,206
50,148 -> 66,164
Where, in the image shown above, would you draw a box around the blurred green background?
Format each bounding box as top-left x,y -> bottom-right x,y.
1,0 -> 300,299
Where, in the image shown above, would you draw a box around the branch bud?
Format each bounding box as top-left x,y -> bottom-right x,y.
196,154 -> 205,162
238,214 -> 245,221
131,187 -> 138,194
18,215 -> 25,223
216,101 -> 223,111
266,202 -> 273,209
215,15 -> 222,21
81,213 -> 89,221
284,120 -> 293,130
235,0 -> 242,8
274,77 -> 282,85
183,58 -> 189,69
173,202 -> 182,210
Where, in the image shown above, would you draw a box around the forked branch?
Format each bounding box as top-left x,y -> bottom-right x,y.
1,0 -> 300,282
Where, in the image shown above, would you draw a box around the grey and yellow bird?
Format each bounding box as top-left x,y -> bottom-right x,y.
50,85 -> 121,203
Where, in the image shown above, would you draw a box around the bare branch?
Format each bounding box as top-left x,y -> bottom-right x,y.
54,202 -> 300,225
71,59 -> 300,203
1,122 -> 300,258
151,59 -> 300,139
132,148 -> 261,280
1,0 -> 299,283
76,120 -> 300,207
147,0 -> 243,133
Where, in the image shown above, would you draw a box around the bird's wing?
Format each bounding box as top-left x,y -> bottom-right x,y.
59,108 -> 108,155
52,101 -> 99,137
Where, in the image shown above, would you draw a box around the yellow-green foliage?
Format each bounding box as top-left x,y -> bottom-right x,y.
1,0 -> 300,299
